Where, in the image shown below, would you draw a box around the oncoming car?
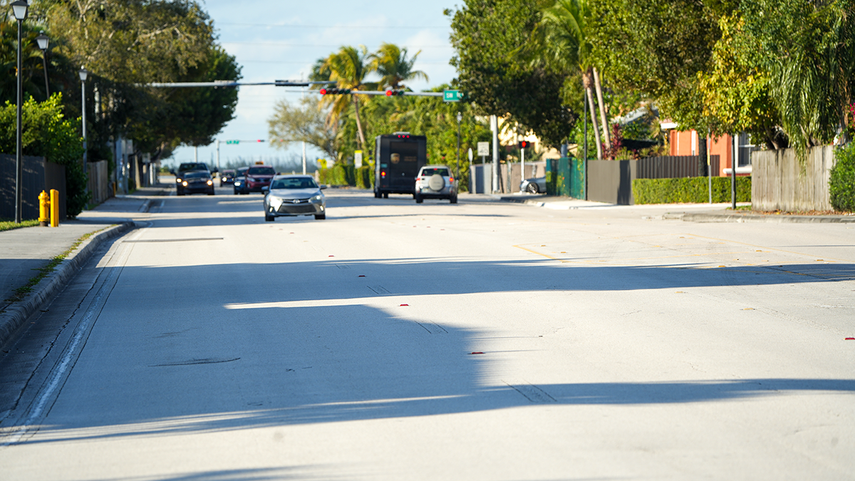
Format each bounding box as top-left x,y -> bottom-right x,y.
176,171 -> 215,196
414,165 -> 457,204
244,165 -> 276,193
262,175 -> 326,221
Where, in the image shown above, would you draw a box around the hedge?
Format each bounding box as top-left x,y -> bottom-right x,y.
633,176 -> 751,204
830,144 -> 855,212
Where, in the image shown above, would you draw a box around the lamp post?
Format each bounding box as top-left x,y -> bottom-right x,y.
11,0 -> 28,224
79,67 -> 88,180
456,111 -> 462,189
36,32 -> 49,97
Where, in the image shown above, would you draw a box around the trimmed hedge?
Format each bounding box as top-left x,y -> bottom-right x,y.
830,144 -> 855,212
355,166 -> 374,189
633,176 -> 751,204
318,164 -> 374,188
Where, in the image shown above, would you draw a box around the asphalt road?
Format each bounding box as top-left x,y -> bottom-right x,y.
1,187 -> 854,480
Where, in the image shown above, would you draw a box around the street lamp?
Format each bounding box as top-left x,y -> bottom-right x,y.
79,67 -> 88,180
456,111 -> 462,190
11,0 -> 28,224
36,32 -> 49,97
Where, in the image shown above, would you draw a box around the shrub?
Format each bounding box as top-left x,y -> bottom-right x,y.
355,166 -> 373,189
830,144 -> 855,212
634,176 -> 751,204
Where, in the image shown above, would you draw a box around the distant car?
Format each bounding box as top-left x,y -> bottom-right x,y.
233,167 -> 249,195
262,175 -> 326,221
244,165 -> 276,193
414,165 -> 457,204
176,171 -> 215,196
520,176 -> 547,194
220,169 -> 236,186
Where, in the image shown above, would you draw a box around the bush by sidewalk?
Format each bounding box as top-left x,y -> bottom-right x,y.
634,176 -> 751,204
830,144 -> 855,212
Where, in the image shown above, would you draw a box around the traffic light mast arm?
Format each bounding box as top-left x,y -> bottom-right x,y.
317,89 -> 443,97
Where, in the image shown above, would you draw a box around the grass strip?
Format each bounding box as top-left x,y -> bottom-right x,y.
0,219 -> 40,232
5,226 -> 110,303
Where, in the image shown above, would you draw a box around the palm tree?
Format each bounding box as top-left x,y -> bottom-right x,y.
369,43 -> 429,91
539,0 -> 610,158
320,45 -> 376,153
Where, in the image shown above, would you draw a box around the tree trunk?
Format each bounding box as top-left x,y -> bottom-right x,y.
586,87 -> 603,160
698,134 -> 708,177
353,96 -> 367,153
593,67 -> 610,151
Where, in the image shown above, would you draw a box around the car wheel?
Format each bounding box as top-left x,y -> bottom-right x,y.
450,195 -> 458,204
265,214 -> 275,222
415,194 -> 423,204
208,190 -> 215,195
526,183 -> 539,194
383,192 -> 389,198
233,190 -> 238,195
314,213 -> 326,220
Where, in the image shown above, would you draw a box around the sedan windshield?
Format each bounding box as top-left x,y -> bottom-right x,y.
184,172 -> 210,179
271,178 -> 319,190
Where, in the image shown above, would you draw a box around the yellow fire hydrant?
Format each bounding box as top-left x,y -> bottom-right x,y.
38,190 -> 50,226
38,190 -> 60,227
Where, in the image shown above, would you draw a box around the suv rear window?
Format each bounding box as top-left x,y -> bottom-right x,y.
421,168 -> 449,177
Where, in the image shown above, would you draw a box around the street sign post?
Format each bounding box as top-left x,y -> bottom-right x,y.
354,150 -> 363,168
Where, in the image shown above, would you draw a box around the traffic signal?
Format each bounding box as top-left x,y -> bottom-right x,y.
385,89 -> 405,97
518,140 -> 530,149
319,87 -> 351,95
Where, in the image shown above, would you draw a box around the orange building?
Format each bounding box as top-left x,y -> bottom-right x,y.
665,126 -> 754,176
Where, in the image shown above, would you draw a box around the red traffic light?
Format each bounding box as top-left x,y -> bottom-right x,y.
319,87 -> 328,95
518,141 -> 530,149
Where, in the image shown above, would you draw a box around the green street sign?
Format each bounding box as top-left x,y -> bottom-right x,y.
443,89 -> 461,102
226,140 -> 239,144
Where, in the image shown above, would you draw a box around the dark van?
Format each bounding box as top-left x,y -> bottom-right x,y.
374,133 -> 427,198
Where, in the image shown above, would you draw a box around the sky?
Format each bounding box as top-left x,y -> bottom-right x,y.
166,1 -> 459,170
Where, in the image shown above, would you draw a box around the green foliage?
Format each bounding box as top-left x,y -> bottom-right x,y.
830,144 -> 855,212
0,94 -> 88,216
633,176 -> 751,204
321,163 -> 354,186
355,166 -> 374,189
447,0 -> 576,147
741,0 -> 855,158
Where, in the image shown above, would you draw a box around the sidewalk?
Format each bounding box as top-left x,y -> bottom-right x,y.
0,184 -> 170,348
493,192 -> 855,223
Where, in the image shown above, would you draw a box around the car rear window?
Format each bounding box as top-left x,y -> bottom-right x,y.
271,178 -> 319,189
248,167 -> 275,175
421,168 -> 449,177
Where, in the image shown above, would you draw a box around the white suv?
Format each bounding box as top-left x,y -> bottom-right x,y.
414,165 -> 458,204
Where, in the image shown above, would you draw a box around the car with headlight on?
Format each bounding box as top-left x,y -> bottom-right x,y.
233,167 -> 249,194
244,165 -> 276,193
219,169 -> 236,186
414,165 -> 457,203
262,175 -> 326,221
176,171 -> 215,196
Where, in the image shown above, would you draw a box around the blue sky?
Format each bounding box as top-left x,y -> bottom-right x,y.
166,1 -> 458,169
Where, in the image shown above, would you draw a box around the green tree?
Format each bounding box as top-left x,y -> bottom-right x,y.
320,45 -> 376,154
447,0 -> 576,148
369,43 -> 428,90
741,0 -> 855,157
0,94 -> 88,216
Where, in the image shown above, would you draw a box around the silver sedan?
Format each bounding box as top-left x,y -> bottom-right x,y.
262,175 -> 326,221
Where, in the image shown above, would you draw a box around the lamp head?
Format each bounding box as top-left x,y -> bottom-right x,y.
79,66 -> 88,82
10,1 -> 28,21
36,32 -> 49,51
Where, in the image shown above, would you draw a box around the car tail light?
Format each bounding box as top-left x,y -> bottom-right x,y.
449,177 -> 454,183
381,171 -> 386,178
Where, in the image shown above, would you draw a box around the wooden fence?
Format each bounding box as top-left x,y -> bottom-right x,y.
751,146 -> 835,212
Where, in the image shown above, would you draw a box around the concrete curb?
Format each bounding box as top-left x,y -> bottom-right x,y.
0,222 -> 136,350
666,212 -> 855,224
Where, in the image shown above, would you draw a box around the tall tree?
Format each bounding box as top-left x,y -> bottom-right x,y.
321,45 -> 376,154
538,0 -> 609,158
447,0 -> 576,148
369,43 -> 428,90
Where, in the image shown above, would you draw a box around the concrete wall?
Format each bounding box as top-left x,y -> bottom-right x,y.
752,146 -> 835,212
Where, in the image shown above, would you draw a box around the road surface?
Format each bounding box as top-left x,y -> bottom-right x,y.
1,188 -> 853,480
